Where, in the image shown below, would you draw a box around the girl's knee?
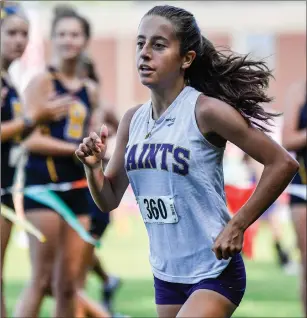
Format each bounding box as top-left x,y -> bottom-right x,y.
30,271 -> 52,293
53,279 -> 77,300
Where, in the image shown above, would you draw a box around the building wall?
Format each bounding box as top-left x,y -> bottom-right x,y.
275,33 -> 306,110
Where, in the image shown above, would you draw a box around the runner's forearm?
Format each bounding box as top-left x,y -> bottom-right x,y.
85,165 -> 119,212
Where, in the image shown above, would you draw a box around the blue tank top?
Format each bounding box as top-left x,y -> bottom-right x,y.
294,100 -> 307,185
26,69 -> 92,183
125,86 -> 232,284
1,75 -> 23,189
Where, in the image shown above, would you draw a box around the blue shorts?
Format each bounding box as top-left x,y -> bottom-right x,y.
154,253 -> 246,307
1,193 -> 14,210
87,189 -> 110,238
23,168 -> 88,216
89,215 -> 109,239
290,173 -> 306,206
290,193 -> 306,205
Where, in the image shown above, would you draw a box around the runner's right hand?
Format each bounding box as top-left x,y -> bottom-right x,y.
75,124 -> 108,168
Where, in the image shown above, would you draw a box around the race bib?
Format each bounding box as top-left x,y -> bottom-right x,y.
137,196 -> 179,224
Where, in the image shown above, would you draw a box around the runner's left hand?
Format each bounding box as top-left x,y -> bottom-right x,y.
212,222 -> 244,260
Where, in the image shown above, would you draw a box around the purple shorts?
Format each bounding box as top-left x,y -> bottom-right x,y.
154,253 -> 246,306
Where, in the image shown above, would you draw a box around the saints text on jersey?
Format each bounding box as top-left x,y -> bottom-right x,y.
125,143 -> 190,176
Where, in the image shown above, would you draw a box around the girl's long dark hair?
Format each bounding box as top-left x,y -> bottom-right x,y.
146,5 -> 278,132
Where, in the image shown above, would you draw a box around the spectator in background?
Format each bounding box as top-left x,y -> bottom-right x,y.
1,3 -> 72,317
14,8 -> 98,318
282,81 -> 307,317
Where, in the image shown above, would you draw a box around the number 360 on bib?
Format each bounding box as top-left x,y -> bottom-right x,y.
137,196 -> 179,224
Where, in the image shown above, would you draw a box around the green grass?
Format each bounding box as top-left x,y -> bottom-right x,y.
4,214 -> 303,317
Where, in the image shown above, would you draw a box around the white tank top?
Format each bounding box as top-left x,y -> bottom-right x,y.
125,86 -> 232,283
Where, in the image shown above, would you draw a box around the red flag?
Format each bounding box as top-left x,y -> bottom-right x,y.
225,184 -> 259,259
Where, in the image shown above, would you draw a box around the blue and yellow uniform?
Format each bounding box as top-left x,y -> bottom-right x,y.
24,68 -> 92,215
290,100 -> 307,205
1,74 -> 23,209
